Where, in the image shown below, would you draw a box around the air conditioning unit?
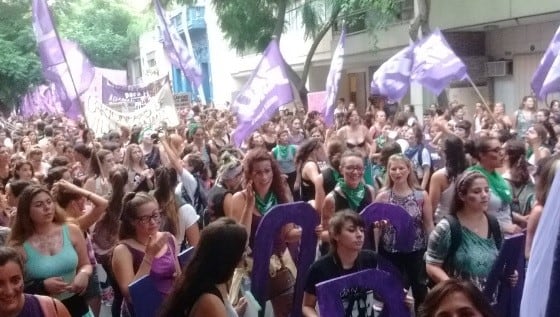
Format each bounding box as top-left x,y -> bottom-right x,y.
486,61 -> 513,77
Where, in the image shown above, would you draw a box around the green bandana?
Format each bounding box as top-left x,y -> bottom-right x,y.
255,191 -> 277,215
337,180 -> 366,211
275,145 -> 289,160
188,123 -> 201,138
332,169 -> 342,183
469,165 -> 512,203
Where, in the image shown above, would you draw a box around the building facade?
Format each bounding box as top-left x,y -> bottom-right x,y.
205,0 -> 560,115
134,3 -> 212,104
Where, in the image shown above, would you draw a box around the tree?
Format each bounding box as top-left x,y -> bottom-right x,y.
0,1 -> 43,113
171,0 -> 399,106
54,0 -> 150,69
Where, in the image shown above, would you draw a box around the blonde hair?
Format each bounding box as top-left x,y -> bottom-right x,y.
384,154 -> 420,190
123,144 -> 146,170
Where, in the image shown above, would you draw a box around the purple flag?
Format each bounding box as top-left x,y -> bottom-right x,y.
322,29 -> 346,126
532,25 -> 560,100
20,85 -> 63,117
154,0 -> 203,88
231,40 -> 293,146
410,29 -> 467,95
32,0 -> 94,119
370,45 -> 414,102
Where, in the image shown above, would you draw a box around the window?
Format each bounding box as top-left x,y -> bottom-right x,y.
146,52 -> 156,68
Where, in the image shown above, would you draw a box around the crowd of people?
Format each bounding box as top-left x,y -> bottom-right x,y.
0,95 -> 557,317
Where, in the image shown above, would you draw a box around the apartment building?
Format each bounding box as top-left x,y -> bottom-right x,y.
206,0 -> 560,114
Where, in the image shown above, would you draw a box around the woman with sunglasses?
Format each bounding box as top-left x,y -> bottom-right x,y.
468,137 -> 520,234
111,192 -> 180,316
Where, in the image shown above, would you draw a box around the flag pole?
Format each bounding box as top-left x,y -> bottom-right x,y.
465,75 -> 497,122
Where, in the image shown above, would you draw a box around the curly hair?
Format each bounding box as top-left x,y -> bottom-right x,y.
243,148 -> 289,203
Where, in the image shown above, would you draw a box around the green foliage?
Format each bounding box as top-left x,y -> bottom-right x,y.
54,0 -> 148,69
0,1 -> 43,113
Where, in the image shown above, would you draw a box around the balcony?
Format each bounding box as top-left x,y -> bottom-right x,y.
187,6 -> 206,30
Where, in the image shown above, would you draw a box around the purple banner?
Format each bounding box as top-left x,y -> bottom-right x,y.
322,29 -> 346,127
231,39 -> 293,146
32,0 -> 94,119
410,29 -> 467,95
154,0 -> 203,88
101,76 -> 169,104
370,46 -> 414,102
531,25 -> 560,100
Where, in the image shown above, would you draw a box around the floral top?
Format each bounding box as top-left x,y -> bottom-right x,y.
426,219 -> 499,292
382,190 -> 426,252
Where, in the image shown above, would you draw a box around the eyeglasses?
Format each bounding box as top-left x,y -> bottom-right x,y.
136,211 -> 162,224
343,165 -> 364,173
485,146 -> 504,154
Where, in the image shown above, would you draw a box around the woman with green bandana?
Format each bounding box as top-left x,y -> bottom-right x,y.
322,150 -> 375,215
468,136 -> 521,235
375,154 -> 433,312
230,148 -> 301,317
272,130 -> 297,194
320,150 -> 375,255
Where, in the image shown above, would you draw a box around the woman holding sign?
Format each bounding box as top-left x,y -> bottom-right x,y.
230,148 -> 300,317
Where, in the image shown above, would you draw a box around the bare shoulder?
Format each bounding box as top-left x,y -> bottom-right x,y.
190,293 -> 227,317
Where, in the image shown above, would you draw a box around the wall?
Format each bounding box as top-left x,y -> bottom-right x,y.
205,2 -> 236,106
432,0 -> 560,30
486,21 -> 560,114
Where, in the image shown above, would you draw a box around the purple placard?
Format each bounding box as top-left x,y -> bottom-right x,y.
483,233 -> 525,317
316,269 -> 410,317
250,202 -> 319,317
360,203 -> 416,252
128,275 -> 163,317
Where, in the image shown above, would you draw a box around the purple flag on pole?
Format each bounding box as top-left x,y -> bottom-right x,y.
410,29 -> 467,95
370,45 -> 414,101
32,0 -> 94,119
154,0 -> 203,88
231,40 -> 293,146
322,29 -> 346,127
532,25 -> 560,100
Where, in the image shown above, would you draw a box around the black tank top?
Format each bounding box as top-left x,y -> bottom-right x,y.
322,167 -> 338,195
206,184 -> 232,222
333,187 -> 373,213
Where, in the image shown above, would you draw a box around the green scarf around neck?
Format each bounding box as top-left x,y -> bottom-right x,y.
255,191 -> 277,215
275,144 -> 290,159
468,165 -> 512,203
337,179 -> 366,211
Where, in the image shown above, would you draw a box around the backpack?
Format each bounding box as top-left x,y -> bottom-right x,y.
443,213 -> 503,269
415,144 -> 435,188
180,175 -> 208,227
